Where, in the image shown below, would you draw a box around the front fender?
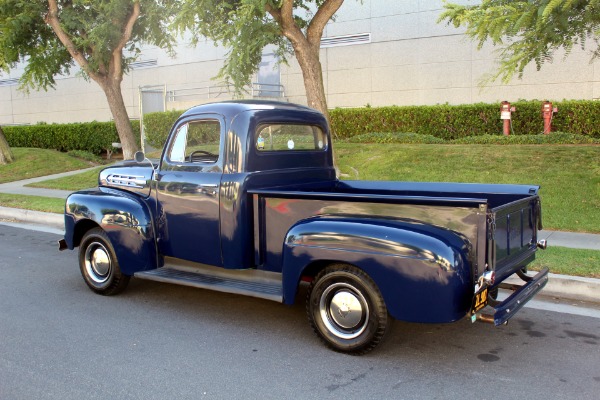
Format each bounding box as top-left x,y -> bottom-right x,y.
64,188 -> 157,275
282,217 -> 473,323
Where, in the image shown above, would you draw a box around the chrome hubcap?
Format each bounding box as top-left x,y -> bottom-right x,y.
319,283 -> 369,339
84,242 -> 111,284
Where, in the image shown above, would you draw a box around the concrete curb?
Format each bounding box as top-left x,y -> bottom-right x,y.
0,206 -> 63,229
506,273 -> 600,304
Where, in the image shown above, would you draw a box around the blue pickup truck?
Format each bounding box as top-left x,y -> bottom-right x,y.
59,101 -> 548,354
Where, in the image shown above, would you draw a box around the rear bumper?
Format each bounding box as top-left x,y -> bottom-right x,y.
489,267 -> 549,326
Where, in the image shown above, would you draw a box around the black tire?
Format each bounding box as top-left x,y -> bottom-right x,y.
79,228 -> 130,295
306,264 -> 391,354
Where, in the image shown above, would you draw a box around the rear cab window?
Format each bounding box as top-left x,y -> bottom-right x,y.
255,124 -> 327,152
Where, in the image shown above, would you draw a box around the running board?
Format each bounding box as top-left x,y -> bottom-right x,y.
134,258 -> 283,302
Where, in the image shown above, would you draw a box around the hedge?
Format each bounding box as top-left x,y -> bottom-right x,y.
347,132 -> 446,144
330,100 -> 600,139
451,132 -> 600,145
141,99 -> 600,149
144,110 -> 183,149
346,132 -> 600,145
3,121 -> 141,155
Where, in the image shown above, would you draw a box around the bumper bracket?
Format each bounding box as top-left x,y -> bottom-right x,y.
488,267 -> 549,326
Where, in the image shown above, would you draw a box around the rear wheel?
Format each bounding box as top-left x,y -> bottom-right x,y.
306,264 -> 391,354
79,228 -> 129,295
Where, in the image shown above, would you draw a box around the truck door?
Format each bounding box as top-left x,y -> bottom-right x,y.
155,115 -> 224,266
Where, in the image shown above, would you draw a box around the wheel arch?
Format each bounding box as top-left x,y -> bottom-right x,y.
281,216 -> 473,323
64,189 -> 158,275
72,219 -> 100,248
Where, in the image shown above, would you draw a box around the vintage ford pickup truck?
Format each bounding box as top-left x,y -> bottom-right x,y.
60,100 -> 548,353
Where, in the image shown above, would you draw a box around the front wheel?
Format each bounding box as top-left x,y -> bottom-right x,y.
79,228 -> 130,295
306,264 -> 391,354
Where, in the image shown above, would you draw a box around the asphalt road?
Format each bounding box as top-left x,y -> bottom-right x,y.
1,224 -> 599,400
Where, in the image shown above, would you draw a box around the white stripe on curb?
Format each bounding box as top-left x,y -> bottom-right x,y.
0,206 -> 63,229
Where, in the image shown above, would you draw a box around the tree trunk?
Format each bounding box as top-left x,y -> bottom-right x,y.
294,46 -> 332,130
0,126 -> 14,165
293,43 -> 339,175
101,80 -> 139,160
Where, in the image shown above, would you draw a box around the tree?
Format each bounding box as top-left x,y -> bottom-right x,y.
0,1 -> 175,159
175,0 -> 344,124
0,126 -> 14,165
438,0 -> 600,83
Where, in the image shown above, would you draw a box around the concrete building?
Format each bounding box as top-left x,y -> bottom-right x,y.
1,0 -> 599,126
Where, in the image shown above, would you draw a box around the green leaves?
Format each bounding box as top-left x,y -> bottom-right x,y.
173,0 -> 339,98
0,0 -> 176,89
346,132 -> 446,144
439,0 -> 600,83
3,120 -> 141,154
143,109 -> 182,148
173,0 -> 286,94
330,100 -> 600,140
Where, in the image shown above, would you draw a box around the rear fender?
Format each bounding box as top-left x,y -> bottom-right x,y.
281,216 -> 473,323
64,188 -> 157,275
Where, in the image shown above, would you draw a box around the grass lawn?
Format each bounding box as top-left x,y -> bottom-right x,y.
530,246 -> 600,278
26,167 -> 104,191
0,193 -> 64,214
0,148 -> 98,184
335,143 -> 600,233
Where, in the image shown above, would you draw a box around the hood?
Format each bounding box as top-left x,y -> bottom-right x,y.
98,160 -> 156,198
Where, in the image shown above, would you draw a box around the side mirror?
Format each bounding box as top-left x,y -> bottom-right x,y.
134,151 -> 145,163
134,151 -> 157,177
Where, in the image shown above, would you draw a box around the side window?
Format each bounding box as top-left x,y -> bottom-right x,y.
256,124 -> 327,152
169,124 -> 188,163
168,120 -> 221,163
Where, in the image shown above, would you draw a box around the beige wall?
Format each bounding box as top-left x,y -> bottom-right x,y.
282,0 -> 599,108
1,0 -> 598,126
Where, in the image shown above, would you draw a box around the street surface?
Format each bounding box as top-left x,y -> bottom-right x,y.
1,224 -> 599,400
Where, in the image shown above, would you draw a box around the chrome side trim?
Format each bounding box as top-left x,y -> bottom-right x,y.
106,174 -> 147,189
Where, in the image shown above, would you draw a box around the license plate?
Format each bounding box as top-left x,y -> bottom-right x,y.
471,283 -> 489,313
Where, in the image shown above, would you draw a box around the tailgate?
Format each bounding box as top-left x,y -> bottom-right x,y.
489,195 -> 542,282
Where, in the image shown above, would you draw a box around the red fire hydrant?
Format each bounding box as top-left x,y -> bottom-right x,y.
542,101 -> 558,134
500,101 -> 515,135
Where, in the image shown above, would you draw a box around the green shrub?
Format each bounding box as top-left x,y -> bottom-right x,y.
330,100 -> 600,140
144,109 -> 183,149
550,100 -> 600,136
3,121 -> 141,154
347,132 -> 446,144
451,132 -> 600,145
67,150 -> 103,163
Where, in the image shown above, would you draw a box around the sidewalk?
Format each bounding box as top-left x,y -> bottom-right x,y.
537,230 -> 600,251
1,169 -> 599,305
0,166 -> 99,199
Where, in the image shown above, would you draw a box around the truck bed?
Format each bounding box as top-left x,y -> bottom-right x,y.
250,180 -> 541,282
